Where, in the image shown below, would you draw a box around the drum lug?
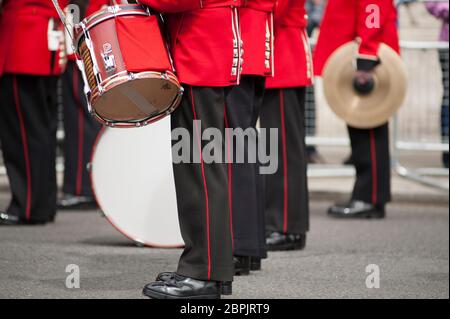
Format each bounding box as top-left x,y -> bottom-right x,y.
128,72 -> 136,80
104,121 -> 114,128
108,5 -> 121,15
97,84 -> 104,95
161,73 -> 169,80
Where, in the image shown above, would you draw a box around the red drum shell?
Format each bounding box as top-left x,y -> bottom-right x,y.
74,5 -> 182,127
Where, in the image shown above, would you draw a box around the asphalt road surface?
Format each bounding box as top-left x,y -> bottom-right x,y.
0,200 -> 448,299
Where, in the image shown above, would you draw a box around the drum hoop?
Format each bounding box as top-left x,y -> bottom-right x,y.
89,71 -> 183,128
75,6 -> 151,47
84,4 -> 150,26
91,71 -> 181,100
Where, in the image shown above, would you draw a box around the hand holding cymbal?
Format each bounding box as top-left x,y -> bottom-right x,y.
323,41 -> 408,129
353,71 -> 376,95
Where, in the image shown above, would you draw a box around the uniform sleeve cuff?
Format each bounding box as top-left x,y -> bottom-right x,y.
356,57 -> 381,71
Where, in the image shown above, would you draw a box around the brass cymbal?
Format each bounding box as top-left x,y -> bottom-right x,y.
322,41 -> 408,129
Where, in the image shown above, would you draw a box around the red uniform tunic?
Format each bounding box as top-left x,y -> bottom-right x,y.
266,0 -> 313,88
0,0 -> 68,77
85,0 -> 109,16
140,0 -> 247,87
313,0 -> 399,76
239,0 -> 276,76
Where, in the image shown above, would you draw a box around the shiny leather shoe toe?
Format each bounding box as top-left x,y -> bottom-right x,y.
0,212 -> 20,225
0,212 -> 47,226
328,201 -> 385,219
143,274 -> 221,299
266,232 -> 307,251
155,272 -> 232,295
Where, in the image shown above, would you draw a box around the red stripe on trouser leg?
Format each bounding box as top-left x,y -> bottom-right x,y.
279,89 -> 289,234
72,64 -> 84,196
13,76 -> 32,220
369,129 -> 378,205
224,105 -> 234,252
190,87 -> 212,280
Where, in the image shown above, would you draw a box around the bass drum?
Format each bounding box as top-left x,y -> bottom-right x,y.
91,116 -> 184,247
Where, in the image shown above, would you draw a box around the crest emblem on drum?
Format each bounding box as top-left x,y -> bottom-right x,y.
101,43 -> 116,74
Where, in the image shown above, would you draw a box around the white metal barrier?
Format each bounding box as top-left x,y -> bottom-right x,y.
392,41 -> 449,190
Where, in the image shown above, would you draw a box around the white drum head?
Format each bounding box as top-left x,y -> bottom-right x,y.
91,116 -> 184,248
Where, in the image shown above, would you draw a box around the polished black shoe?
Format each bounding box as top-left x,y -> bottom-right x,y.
143,274 -> 221,299
250,257 -> 262,271
0,212 -> 19,225
156,272 -> 232,295
0,212 -> 47,226
266,231 -> 307,251
234,256 -> 251,276
57,194 -> 97,210
328,200 -> 385,219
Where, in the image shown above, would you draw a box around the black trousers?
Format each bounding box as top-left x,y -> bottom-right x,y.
225,76 -> 267,258
171,85 -> 234,282
0,74 -> 58,222
61,61 -> 101,197
348,124 -> 391,206
260,88 -> 310,235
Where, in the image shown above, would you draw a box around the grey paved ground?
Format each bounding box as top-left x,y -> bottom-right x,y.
0,198 -> 448,299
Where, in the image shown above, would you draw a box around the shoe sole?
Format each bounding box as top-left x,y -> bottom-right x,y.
142,288 -> 221,300
156,275 -> 232,296
328,212 -> 385,219
0,221 -> 48,226
267,243 -> 306,252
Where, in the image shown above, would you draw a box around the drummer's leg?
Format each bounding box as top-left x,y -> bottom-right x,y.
348,123 -> 391,207
328,123 -> 391,219
171,85 -> 234,283
260,88 -> 310,239
0,74 -> 58,223
225,76 -> 267,265
60,61 -> 101,201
